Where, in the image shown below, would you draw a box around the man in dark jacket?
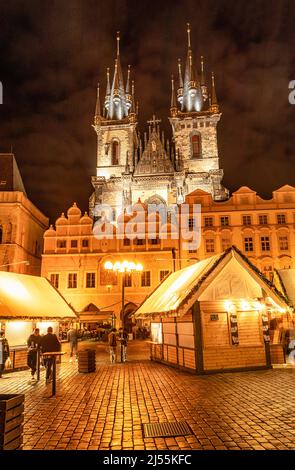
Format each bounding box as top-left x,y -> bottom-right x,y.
40,327 -> 61,384
27,328 -> 42,381
0,331 -> 10,378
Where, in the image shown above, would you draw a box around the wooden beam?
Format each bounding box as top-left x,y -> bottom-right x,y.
193,301 -> 204,374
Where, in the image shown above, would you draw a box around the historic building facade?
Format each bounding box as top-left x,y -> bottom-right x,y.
90,25 -> 228,220
0,153 -> 49,275
42,184 -> 295,325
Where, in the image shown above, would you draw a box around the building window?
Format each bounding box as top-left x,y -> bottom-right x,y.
242,215 -> 252,226
263,265 -> 274,282
220,216 -> 229,227
160,270 -> 170,282
221,238 -> 231,251
134,238 -> 144,246
0,226 -> 2,244
124,273 -> 132,287
261,236 -> 270,252
141,271 -> 151,287
277,214 -> 286,225
205,238 -> 215,253
68,273 -> 77,289
188,218 -> 195,229
123,238 -> 131,246
244,237 -> 254,252
204,217 -> 213,227
86,272 -> 96,288
150,238 -> 159,245
111,140 -> 119,165
259,215 -> 268,225
50,274 -> 59,289
57,239 -> 66,248
71,240 -> 78,248
82,239 -> 89,248
279,236 -> 289,251
191,134 -> 201,159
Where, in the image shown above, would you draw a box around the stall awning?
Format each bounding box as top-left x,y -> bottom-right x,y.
0,271 -> 77,320
134,246 -> 290,318
276,269 -> 295,307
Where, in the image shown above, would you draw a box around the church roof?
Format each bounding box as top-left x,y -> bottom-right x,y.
134,124 -> 175,176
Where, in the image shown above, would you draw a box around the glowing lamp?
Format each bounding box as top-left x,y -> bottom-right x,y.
136,263 -> 143,272
104,261 -> 113,270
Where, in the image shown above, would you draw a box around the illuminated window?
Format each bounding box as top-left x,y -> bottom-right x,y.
259,214 -> 268,225
160,270 -> 170,282
220,216 -> 229,227
124,273 -> 132,287
205,238 -> 215,253
68,273 -> 77,289
204,217 -> 213,227
50,274 -> 59,289
57,239 -> 66,248
86,272 -> 96,288
111,140 -> 119,165
277,214 -> 286,225
261,236 -> 270,251
263,265 -> 273,281
191,134 -> 201,159
141,271 -> 151,287
244,237 -> 254,252
242,215 -> 252,225
279,236 -> 289,251
221,238 -> 231,251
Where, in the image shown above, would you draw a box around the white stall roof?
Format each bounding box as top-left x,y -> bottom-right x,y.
277,269 -> 295,307
0,271 -> 77,320
135,247 -> 289,318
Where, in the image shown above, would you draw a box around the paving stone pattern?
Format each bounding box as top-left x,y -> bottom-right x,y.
0,340 -> 295,450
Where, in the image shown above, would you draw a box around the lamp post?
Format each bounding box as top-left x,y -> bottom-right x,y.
104,260 -> 143,330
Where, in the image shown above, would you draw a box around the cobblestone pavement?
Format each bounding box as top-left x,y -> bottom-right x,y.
1,340 -> 295,450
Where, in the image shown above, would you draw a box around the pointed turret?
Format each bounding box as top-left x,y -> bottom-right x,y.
210,72 -> 219,113
181,23 -> 203,113
94,83 -> 101,123
200,56 -> 208,102
170,75 -> 178,117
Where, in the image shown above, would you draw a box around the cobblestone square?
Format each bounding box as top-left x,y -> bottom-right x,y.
1,341 -> 295,451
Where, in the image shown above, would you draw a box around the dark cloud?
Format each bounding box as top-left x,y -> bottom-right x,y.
0,0 -> 294,222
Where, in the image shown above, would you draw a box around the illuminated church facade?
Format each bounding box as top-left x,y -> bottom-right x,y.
90,25 -> 228,219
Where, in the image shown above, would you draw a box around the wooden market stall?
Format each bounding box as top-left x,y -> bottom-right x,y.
0,270 -> 77,371
134,246 -> 293,374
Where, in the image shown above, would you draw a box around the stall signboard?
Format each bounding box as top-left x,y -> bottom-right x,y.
261,312 -> 270,343
229,313 -> 239,346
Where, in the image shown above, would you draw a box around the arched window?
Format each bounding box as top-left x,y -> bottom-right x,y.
191,134 -> 201,159
0,226 -> 3,244
111,140 -> 119,166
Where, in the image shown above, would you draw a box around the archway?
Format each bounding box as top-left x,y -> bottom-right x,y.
122,302 -> 138,333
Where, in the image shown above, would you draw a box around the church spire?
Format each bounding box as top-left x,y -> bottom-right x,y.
200,56 -> 208,101
210,72 -> 219,113
95,82 -> 101,119
181,23 -> 203,113
170,75 -> 177,117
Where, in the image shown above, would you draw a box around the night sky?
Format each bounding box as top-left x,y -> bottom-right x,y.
0,0 -> 294,223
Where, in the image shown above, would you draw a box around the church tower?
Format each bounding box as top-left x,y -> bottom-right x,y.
91,32 -> 138,217
169,24 -> 228,201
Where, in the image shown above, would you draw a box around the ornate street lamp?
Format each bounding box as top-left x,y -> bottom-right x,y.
104,260 -> 143,330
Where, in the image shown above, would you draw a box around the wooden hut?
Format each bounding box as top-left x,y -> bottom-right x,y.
135,247 -> 292,374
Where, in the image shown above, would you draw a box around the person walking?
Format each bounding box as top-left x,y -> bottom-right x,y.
108,328 -> 117,364
0,331 -> 10,378
27,328 -> 42,382
40,326 -> 61,384
67,325 -> 78,362
118,328 -> 128,363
